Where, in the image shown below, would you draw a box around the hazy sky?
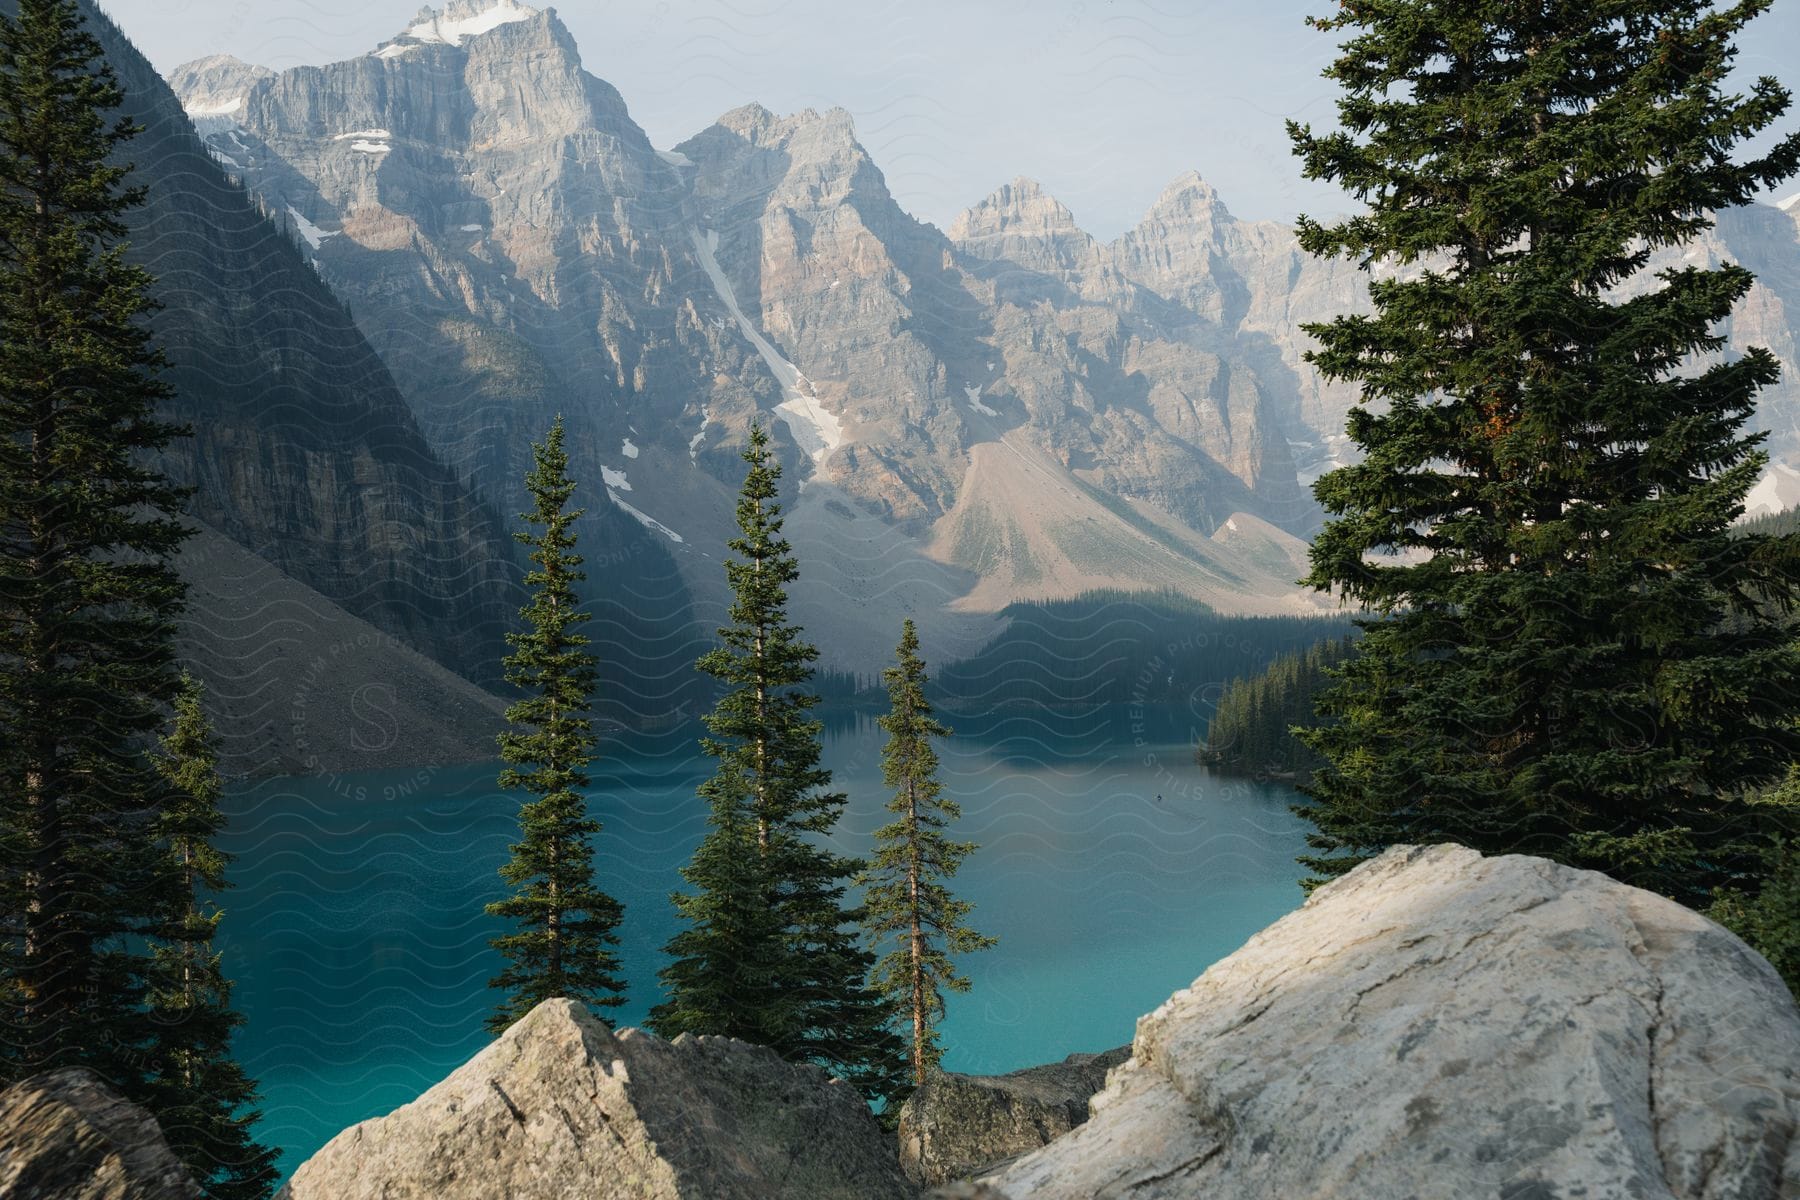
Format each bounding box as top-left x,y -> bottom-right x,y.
93,0 -> 1800,239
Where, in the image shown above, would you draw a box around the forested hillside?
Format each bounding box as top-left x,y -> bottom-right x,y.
1198,638 -> 1357,779
933,591 -> 1352,712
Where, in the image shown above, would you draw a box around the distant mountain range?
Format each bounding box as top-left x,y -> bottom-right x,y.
162,0 -> 1800,675
54,0 -> 1800,764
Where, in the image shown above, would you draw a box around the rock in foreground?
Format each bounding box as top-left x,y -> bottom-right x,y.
897,1046 -> 1129,1185
0,1068 -> 201,1200
968,845 -> 1800,1199
277,998 -> 915,1200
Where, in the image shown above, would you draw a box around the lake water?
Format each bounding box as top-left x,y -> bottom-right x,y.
218,704 -> 1308,1180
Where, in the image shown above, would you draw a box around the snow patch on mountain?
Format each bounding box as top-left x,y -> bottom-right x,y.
403,0 -> 536,48
609,493 -> 684,543
186,96 -> 244,117
689,227 -> 844,464
622,438 -> 639,459
1745,460 -> 1800,517
600,466 -> 631,492
962,384 -> 999,417
689,408 -> 710,460
286,206 -> 337,251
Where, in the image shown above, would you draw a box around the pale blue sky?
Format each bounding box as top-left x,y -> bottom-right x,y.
94,0 -> 1800,239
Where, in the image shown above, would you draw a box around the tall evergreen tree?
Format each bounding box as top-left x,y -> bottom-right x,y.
1288,1 -> 1800,902
652,424 -> 905,1105
485,416 -> 625,1033
0,0 -> 193,1089
860,620 -> 994,1088
148,676 -> 276,1200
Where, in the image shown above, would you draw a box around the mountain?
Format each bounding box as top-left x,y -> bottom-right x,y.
168,1 -> 1346,670
0,0 -> 540,773
66,1 -> 520,674
167,0 -> 1800,668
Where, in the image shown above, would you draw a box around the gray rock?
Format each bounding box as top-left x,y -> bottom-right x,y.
277,998 -> 917,1200
0,1068 -> 201,1200
79,0 -> 522,704
162,53 -> 270,128
897,1046 -> 1130,1185
970,845 -> 1800,1199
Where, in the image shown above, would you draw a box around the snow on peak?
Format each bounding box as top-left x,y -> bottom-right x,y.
1778,192 -> 1800,214
400,0 -> 536,48
1744,461 -> 1800,517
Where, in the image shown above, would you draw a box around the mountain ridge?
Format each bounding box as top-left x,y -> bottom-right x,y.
164,0 -> 1800,670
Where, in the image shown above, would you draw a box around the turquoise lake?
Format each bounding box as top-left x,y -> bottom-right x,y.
218,705 -> 1308,1179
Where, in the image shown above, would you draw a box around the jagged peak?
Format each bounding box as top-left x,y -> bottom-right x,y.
710,101 -> 858,150
167,54 -> 273,118
949,176 -> 1089,246
170,53 -> 270,77
376,0 -> 540,56
1139,170 -> 1231,222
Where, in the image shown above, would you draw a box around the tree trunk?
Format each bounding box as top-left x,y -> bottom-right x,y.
908,777 -> 926,1087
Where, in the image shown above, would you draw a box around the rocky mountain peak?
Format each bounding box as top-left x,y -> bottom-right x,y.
1116,168 -> 1239,253
950,176 -> 1087,248
387,0 -> 539,50
1146,168 -> 1227,216
166,53 -> 270,119
950,177 -> 1101,280
705,101 -> 862,163
1104,168 -> 1248,317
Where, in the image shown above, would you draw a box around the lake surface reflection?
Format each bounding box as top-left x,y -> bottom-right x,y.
219,704 -> 1308,1178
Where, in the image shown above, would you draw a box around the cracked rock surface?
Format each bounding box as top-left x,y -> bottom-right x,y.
276,999 -> 916,1200
958,844 -> 1800,1200
0,1068 -> 201,1199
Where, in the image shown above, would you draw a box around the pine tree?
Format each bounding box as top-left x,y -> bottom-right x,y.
1288,1 -> 1800,902
147,677 -> 277,1200
485,416 -> 625,1033
0,0 -> 193,1090
652,424 -> 905,1105
860,620 -> 994,1088
1707,767 -> 1800,1000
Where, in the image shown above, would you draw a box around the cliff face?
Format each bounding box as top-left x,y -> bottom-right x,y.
170,2 -> 1337,659
68,1 -> 521,687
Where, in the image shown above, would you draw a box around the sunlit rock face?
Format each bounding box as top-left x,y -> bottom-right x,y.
276,999 -> 917,1200
0,1069 -> 202,1200
959,844 -> 1800,1200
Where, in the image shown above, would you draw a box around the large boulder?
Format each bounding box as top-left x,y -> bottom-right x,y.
960,845 -> 1800,1199
0,1068 -> 201,1199
897,1046 -> 1129,1185
277,998 -> 916,1200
